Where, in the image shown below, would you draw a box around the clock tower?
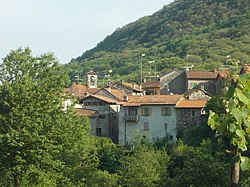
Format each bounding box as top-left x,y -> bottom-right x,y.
86,71 -> 97,88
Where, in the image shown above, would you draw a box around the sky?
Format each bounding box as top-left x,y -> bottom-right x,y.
0,0 -> 173,64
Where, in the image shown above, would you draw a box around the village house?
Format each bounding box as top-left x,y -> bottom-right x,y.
118,94 -> 182,145
142,80 -> 160,95
79,94 -> 120,143
160,69 -> 184,94
161,69 -> 227,96
175,88 -> 211,131
113,81 -> 144,95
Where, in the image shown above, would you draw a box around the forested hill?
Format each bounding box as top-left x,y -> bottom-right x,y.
66,0 -> 250,83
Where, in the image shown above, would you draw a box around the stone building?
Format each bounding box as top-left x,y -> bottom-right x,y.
113,81 -> 144,95
142,80 -> 160,95
79,95 -> 120,143
175,89 -> 211,131
185,70 -> 218,95
161,69 -> 223,95
160,69 -> 184,94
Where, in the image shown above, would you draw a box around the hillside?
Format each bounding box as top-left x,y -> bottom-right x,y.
65,0 -> 250,84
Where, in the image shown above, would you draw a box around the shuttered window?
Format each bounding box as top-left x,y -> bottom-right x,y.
141,107 -> 151,116
161,107 -> 171,116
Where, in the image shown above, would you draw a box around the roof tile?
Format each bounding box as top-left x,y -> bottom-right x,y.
175,99 -> 207,108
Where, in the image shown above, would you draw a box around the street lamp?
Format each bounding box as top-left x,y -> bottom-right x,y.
141,54 -> 145,85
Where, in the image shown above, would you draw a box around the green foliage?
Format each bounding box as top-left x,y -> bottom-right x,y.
182,122 -> 215,147
117,145 -> 169,187
0,48 -> 98,186
208,63 -> 250,170
96,137 -> 124,174
66,0 -> 250,83
166,140 -> 230,187
208,61 -> 250,185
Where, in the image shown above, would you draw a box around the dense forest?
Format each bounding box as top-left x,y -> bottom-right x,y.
65,0 -> 250,84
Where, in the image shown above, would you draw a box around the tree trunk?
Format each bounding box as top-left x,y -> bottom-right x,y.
230,161 -> 240,187
13,173 -> 20,187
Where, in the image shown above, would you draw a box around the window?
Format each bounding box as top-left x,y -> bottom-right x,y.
141,107 -> 151,116
111,127 -> 115,135
84,102 -> 91,106
96,128 -> 102,136
191,110 -> 196,117
128,107 -> 138,115
144,122 -> 149,131
164,123 -> 168,130
98,114 -> 106,119
161,107 -> 171,116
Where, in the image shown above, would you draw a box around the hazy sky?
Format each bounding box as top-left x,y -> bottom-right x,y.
0,0 -> 173,64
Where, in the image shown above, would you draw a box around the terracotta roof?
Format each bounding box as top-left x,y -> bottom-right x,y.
86,88 -> 100,95
81,95 -> 118,104
123,95 -> 182,106
120,82 -> 142,92
70,83 -> 87,93
142,81 -> 160,89
186,71 -> 218,79
110,89 -> 127,101
73,108 -> 97,116
175,99 -> 207,108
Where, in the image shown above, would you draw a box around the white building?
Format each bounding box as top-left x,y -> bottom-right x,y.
118,95 -> 182,145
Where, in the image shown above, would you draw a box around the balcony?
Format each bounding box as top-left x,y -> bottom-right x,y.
125,114 -> 140,122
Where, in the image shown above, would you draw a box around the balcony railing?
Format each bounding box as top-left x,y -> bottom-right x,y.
125,114 -> 140,122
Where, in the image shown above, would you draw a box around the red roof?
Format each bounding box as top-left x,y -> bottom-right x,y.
119,82 -> 142,92
186,71 -> 218,79
142,81 -> 160,89
175,99 -> 207,108
110,89 -> 127,101
123,95 -> 182,106
73,108 -> 97,116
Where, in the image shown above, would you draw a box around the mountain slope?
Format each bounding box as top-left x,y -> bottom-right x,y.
66,0 -> 250,83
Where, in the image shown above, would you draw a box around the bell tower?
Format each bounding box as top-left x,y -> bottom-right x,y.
86,71 -> 97,88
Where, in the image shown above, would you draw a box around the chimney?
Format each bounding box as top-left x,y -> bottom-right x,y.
124,95 -> 129,102
132,83 -> 135,89
106,85 -> 111,93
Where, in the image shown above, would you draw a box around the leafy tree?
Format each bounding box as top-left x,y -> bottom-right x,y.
208,62 -> 250,186
96,137 -> 124,174
0,48 -> 97,186
166,140 -> 229,187
182,122 -> 214,147
118,145 -> 169,187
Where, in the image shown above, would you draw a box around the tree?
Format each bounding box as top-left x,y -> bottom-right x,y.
166,140 -> 229,187
117,145 -> 169,187
0,48 -> 96,186
208,62 -> 250,186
